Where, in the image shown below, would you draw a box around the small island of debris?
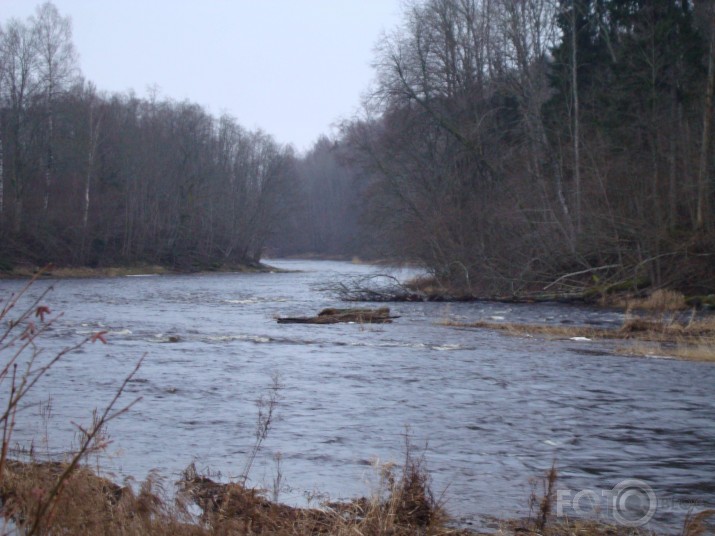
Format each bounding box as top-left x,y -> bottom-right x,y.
276,307 -> 397,324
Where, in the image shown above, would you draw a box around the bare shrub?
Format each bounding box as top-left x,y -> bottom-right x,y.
0,272 -> 144,534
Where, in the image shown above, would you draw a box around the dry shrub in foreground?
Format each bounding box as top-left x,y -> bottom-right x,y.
503,518 -> 650,536
179,444 -> 450,535
1,440 -> 451,535
682,509 -> 715,536
1,459 -> 203,535
507,465 -> 657,536
179,465 -> 331,534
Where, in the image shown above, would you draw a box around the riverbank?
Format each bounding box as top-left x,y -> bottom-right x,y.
2,458 -> 695,535
336,273 -> 715,361
0,261 -> 281,279
403,275 -> 715,309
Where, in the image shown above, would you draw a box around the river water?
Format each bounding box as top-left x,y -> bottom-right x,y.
1,259 -> 713,532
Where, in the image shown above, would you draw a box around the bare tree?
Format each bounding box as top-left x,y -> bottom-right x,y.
0,23 -> 5,223
31,1 -> 78,213
82,82 -> 102,252
697,8 -> 715,230
569,0 -> 582,236
0,18 -> 38,233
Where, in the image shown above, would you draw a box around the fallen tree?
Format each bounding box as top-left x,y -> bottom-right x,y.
319,275 -> 426,302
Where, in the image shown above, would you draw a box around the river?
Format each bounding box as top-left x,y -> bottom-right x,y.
1,259 -> 713,532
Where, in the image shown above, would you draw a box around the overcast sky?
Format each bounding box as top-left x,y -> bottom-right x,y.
2,0 -> 403,152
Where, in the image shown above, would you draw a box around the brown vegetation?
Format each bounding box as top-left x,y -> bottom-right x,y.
441,314 -> 715,361
0,449 -> 453,536
4,455 -> 713,536
613,289 -> 689,311
0,264 -> 170,279
0,459 -> 202,535
0,262 -> 278,280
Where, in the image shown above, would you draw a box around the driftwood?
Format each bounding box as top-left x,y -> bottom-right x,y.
276,307 -> 397,324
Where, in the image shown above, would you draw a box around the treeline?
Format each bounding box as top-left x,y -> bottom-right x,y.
270,136 -> 364,258
2,1 -> 715,295
0,3 -> 293,270
283,0 -> 715,295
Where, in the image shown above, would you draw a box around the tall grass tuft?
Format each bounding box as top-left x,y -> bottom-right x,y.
627,289 -> 688,312
682,509 -> 715,536
526,462 -> 557,532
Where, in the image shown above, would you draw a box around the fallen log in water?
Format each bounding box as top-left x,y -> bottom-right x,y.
276,307 -> 398,324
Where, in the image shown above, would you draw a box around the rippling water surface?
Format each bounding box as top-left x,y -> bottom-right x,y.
2,259 -> 713,532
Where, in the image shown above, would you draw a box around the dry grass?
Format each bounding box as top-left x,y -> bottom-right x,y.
440,319 -> 611,339
441,314 -> 715,362
605,289 -> 689,311
499,465 -> 656,536
180,442 -> 450,535
0,264 -> 170,279
500,517 -> 652,536
682,509 -> 715,536
2,458 -> 709,536
0,262 -> 277,279
0,449 -> 455,536
617,340 -> 715,362
1,459 -> 203,535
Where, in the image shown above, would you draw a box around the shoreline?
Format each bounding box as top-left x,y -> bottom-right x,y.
0,262 -> 283,280
1,457 -> 681,536
439,315 -> 715,363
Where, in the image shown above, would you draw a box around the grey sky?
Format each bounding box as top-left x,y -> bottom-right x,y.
2,0 -> 403,152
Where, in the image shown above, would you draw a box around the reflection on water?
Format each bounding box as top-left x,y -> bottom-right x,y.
1,259 -> 713,532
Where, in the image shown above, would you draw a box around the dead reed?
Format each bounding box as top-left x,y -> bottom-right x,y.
682,510 -> 715,536
441,311 -> 715,361
604,289 -> 690,311
177,435 -> 449,535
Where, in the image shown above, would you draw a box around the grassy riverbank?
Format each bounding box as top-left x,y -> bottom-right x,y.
0,262 -> 279,279
441,316 -> 715,362
440,294 -> 715,362
5,456 -> 705,536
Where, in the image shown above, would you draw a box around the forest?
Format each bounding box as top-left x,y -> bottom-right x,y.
1,0 -> 715,297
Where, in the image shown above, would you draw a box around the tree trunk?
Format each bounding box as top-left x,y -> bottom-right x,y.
0,126 -> 4,222
13,195 -> 22,234
697,13 -> 715,230
83,102 -> 101,232
43,89 -> 54,213
571,0 -> 582,238
11,117 -> 24,234
668,99 -> 680,231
